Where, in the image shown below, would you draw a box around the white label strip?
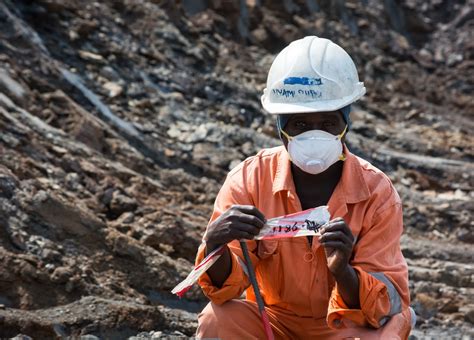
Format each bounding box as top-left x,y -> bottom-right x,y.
172,206 -> 330,297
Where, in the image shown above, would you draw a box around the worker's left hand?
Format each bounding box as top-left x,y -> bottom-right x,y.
318,217 -> 355,277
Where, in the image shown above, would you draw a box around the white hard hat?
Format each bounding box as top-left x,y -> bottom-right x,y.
261,36 -> 366,114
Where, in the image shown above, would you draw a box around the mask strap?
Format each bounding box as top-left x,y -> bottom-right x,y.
338,125 -> 348,161
280,129 -> 293,141
338,125 -> 348,139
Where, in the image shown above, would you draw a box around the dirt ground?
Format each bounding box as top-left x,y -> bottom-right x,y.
0,0 -> 472,338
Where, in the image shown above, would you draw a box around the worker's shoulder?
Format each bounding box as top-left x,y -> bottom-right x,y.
352,153 -> 401,204
227,145 -> 284,178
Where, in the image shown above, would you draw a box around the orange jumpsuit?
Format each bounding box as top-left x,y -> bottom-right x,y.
196,146 -> 412,339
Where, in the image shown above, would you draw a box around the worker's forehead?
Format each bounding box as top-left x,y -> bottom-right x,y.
286,111 -> 343,120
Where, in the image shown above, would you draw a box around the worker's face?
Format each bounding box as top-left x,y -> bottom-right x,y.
281,111 -> 347,149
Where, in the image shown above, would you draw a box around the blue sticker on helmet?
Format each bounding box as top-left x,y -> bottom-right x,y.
283,77 -> 322,86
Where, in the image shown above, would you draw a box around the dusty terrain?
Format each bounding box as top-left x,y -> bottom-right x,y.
0,0 -> 472,338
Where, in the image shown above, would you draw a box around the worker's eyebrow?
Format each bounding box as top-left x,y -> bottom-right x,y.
289,113 -> 339,121
318,113 -> 340,119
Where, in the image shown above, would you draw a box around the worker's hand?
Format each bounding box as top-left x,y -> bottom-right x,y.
203,205 -> 266,252
318,217 -> 355,277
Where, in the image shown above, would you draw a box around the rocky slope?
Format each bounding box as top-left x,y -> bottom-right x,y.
0,0 -> 472,338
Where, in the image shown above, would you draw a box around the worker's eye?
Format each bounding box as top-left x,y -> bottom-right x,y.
322,121 -> 336,129
294,121 -> 308,129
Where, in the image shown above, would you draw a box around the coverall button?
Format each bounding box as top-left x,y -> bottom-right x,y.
303,252 -> 314,262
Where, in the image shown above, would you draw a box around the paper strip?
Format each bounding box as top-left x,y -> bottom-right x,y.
171,206 -> 330,297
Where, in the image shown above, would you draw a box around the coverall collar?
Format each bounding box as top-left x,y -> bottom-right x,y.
273,145 -> 371,205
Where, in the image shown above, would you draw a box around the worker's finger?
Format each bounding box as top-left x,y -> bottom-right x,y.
234,223 -> 261,236
231,205 -> 266,222
236,230 -> 256,240
320,240 -> 348,250
321,219 -> 354,241
322,219 -> 346,231
321,223 -> 347,236
237,214 -> 265,229
225,223 -> 260,240
318,231 -> 352,246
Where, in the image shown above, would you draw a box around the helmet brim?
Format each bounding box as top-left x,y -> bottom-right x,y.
261,87 -> 366,114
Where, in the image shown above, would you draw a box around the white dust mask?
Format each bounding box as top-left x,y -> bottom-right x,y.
281,126 -> 347,175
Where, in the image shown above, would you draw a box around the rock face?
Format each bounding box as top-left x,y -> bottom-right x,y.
0,0 -> 472,338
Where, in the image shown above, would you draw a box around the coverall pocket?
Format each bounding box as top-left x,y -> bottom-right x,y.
257,240 -> 279,259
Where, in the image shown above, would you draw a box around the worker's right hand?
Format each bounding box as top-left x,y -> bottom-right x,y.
203,205 -> 266,252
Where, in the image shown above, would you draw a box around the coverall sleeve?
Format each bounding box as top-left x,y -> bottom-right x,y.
196,172 -> 259,305
327,199 -> 409,329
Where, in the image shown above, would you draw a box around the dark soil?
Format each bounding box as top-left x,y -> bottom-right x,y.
0,0 -> 472,338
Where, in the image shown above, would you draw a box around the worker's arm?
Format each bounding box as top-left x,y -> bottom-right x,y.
196,171 -> 265,304
203,245 -> 232,288
203,205 -> 265,287
332,264 -> 360,308
326,200 -> 409,329
319,217 -> 360,309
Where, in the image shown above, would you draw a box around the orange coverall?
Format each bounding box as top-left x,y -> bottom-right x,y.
196,146 -> 412,339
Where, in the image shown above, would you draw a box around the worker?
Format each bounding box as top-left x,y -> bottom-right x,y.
195,36 -> 414,339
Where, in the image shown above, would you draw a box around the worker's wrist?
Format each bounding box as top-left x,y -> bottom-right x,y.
333,263 -> 356,282
202,231 -> 221,254
204,241 -> 225,255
